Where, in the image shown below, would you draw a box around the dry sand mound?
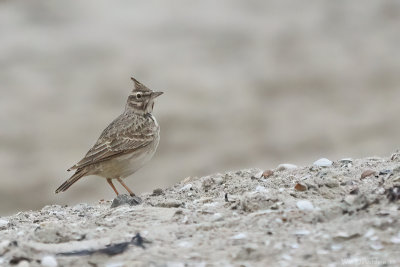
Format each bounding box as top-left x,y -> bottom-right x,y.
1,153 -> 400,266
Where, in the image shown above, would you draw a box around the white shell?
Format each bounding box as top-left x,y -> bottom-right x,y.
313,158 -> 333,167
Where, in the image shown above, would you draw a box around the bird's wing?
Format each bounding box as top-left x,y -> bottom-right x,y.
69,115 -> 157,171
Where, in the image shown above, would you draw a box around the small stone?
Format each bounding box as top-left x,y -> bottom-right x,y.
390,235 -> 400,244
334,231 -> 360,240
340,158 -> 353,164
213,177 -> 224,185
324,179 -> 339,188
296,200 -> 314,211
34,222 -> 72,243
152,188 -> 163,196
111,194 -> 142,208
391,151 -> 400,160
386,186 -> 400,202
253,171 -> 264,179
262,170 -> 274,178
294,183 -> 307,191
281,254 -> 292,261
240,192 -> 278,212
0,219 -> 9,230
364,229 -> 375,239
344,195 -> 357,205
276,164 -> 298,171
231,233 -> 247,240
41,255 -> 58,267
178,241 -> 193,248
370,242 -> 383,250
349,187 -> 359,195
331,244 -> 342,251
202,176 -> 214,190
255,186 -> 268,193
379,169 -> 391,176
157,200 -> 182,208
211,213 -> 224,222
313,158 -> 333,167
293,229 -> 310,236
179,184 -> 192,192
0,240 -> 10,255
361,170 -> 376,179
392,176 -> 400,183
376,187 -> 385,195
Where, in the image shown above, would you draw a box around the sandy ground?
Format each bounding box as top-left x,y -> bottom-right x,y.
0,153 -> 399,266
1,0 -> 400,215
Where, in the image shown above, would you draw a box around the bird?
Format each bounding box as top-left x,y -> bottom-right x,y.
55,77 -> 163,196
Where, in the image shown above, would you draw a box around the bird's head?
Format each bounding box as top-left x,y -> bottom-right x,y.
126,77 -> 163,114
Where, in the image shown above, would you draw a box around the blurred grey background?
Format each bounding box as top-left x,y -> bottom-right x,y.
1,0 -> 400,215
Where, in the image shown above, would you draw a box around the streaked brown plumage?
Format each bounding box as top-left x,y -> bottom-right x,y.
55,77 -> 163,196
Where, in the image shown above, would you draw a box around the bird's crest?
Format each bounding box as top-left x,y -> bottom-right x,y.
131,77 -> 151,92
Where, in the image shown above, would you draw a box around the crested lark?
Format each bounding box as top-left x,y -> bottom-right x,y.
56,77 -> 163,196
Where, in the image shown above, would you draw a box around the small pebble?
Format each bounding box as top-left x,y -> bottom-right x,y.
349,187 -> 359,195
262,170 -> 274,178
0,219 -> 9,229
213,177 -> 224,185
344,195 -> 357,205
178,241 -> 193,248
379,169 -> 391,175
276,164 -> 298,171
340,158 -> 353,164
152,188 -> 163,196
324,179 -> 339,188
392,176 -> 400,183
296,200 -> 314,211
158,200 -> 182,208
231,233 -> 247,240
391,152 -> 400,160
255,186 -> 268,193
390,235 -> 400,244
376,187 -> 385,195
313,158 -> 333,167
111,194 -> 142,208
369,242 -> 383,250
331,244 -> 342,251
293,229 -> 310,236
364,229 -> 375,239
334,232 -> 360,240
361,170 -> 376,179
0,240 -> 10,255
254,171 -> 264,179
211,213 -> 223,222
179,184 -> 192,192
294,183 -> 307,191
41,255 -> 58,267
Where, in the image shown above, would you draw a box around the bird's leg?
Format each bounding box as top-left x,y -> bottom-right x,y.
107,178 -> 119,196
117,177 -> 136,197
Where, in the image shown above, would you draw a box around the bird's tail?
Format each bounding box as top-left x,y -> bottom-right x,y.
55,169 -> 87,193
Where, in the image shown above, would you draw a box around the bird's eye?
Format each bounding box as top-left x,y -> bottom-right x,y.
136,92 -> 142,99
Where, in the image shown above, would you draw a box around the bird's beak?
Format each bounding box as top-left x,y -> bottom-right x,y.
151,91 -> 164,98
